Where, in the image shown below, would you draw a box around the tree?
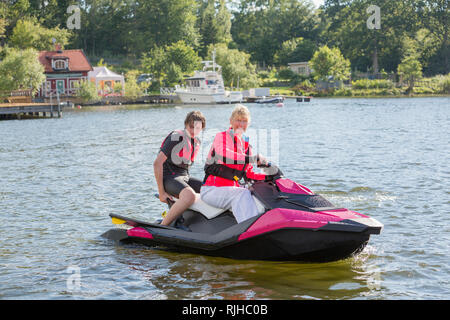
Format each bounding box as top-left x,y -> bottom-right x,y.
165,41 -> 202,75
74,79 -> 101,103
309,45 -> 351,81
132,0 -> 200,53
72,0 -> 200,57
398,57 -> 422,93
416,0 -> 449,74
397,37 -> 423,93
197,0 -> 232,57
141,46 -> 167,87
321,0 -> 421,73
273,37 -> 317,66
124,70 -> 143,100
0,47 -> 45,94
9,17 -> 71,50
207,43 -> 259,89
231,0 -> 318,65
141,41 -> 201,87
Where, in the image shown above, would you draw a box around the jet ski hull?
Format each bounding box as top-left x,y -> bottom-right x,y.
102,208 -> 381,262
103,226 -> 371,262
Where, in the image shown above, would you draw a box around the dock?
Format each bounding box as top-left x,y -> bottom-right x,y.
285,96 -> 312,102
0,102 -> 62,120
244,95 -> 313,103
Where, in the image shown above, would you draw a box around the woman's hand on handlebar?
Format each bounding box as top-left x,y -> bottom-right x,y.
257,154 -> 270,168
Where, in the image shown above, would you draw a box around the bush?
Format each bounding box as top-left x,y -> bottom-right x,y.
277,68 -> 297,80
333,88 -> 352,96
438,75 -> 450,94
257,70 -> 270,79
413,87 -> 436,95
75,80 -> 100,103
352,79 -> 394,89
124,71 -> 143,99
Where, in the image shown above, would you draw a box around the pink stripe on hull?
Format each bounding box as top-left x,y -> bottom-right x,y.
276,179 -> 314,195
238,208 -> 366,241
127,227 -> 153,239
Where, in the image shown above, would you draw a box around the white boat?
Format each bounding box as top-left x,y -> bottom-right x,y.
175,57 -> 242,104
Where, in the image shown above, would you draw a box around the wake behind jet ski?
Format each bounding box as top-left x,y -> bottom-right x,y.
102,164 -> 383,262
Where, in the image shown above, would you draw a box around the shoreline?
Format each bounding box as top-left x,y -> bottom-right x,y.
299,94 -> 450,99
70,94 -> 449,108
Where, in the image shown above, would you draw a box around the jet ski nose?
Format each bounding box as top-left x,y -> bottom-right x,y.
362,217 -> 384,234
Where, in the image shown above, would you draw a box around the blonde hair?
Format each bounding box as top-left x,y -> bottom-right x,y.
230,104 -> 251,122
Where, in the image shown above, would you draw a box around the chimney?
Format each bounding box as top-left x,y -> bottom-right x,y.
55,43 -> 63,53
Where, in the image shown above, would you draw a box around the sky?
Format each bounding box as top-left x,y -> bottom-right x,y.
311,0 -> 325,8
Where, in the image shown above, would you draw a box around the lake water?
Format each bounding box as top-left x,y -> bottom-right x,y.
0,97 -> 449,300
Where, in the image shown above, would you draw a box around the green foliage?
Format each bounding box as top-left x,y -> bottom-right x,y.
124,70 -> 144,100
274,37 -> 316,66
277,68 -> 297,80
74,0 -> 200,56
141,40 -> 201,87
439,75 -> 450,94
113,82 -> 123,94
352,79 -> 394,89
231,0 -> 318,65
9,17 -> 71,50
198,0 -> 232,56
309,45 -> 351,81
0,47 -> 45,94
398,53 -> 423,93
0,18 -> 6,39
165,41 -> 202,75
74,80 -> 100,103
165,62 -> 183,86
207,43 -> 259,89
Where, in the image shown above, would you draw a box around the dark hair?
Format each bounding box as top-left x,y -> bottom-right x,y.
184,110 -> 206,129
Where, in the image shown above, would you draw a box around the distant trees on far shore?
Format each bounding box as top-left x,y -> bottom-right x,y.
0,0 -> 448,91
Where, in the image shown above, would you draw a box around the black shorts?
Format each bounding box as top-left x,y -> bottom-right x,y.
163,175 -> 202,198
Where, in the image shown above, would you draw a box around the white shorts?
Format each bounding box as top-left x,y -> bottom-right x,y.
200,185 -> 260,224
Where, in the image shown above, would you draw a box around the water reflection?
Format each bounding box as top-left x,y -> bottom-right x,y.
109,243 -> 384,300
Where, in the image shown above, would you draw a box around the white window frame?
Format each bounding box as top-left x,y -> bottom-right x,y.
53,59 -> 67,70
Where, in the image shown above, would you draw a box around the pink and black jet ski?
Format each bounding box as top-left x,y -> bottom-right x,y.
102,165 -> 383,262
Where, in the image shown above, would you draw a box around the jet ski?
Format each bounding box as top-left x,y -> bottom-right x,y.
102,165 -> 383,262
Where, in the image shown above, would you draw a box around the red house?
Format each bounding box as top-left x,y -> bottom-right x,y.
37,46 -> 93,98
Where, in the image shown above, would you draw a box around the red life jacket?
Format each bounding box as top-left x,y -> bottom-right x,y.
160,129 -> 200,170
203,128 -> 265,187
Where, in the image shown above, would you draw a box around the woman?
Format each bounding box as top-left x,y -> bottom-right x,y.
200,104 -> 273,223
154,110 -> 206,226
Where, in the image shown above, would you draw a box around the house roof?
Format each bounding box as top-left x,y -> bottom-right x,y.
88,66 -> 124,80
38,49 -> 93,73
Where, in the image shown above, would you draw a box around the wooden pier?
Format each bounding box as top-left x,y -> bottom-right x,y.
286,96 -> 312,102
245,95 -> 313,103
0,102 -> 62,120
